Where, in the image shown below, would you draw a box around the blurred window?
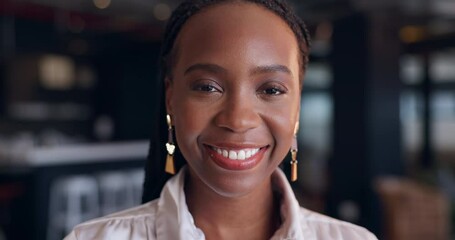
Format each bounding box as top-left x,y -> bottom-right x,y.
304,62 -> 332,88
400,49 -> 455,167
400,54 -> 424,85
300,93 -> 333,153
299,60 -> 333,191
430,49 -> 455,83
400,90 -> 423,164
432,91 -> 455,163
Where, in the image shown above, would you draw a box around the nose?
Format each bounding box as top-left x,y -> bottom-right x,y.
214,95 -> 261,133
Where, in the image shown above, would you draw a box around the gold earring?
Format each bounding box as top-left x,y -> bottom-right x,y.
165,114 -> 176,175
290,135 -> 298,182
290,121 -> 299,182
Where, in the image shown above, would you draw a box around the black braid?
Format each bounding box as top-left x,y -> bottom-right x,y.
142,0 -> 311,203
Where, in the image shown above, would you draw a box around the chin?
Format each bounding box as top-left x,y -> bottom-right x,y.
196,164 -> 275,199
205,175 -> 260,198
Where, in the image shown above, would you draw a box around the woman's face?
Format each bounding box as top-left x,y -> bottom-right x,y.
166,2 -> 301,197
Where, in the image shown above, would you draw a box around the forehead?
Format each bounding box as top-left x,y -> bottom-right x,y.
172,2 -> 300,74
179,2 -> 294,37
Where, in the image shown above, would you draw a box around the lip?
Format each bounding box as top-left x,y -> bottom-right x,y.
204,144 -> 268,171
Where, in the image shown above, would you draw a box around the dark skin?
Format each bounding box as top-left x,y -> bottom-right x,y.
166,2 -> 302,239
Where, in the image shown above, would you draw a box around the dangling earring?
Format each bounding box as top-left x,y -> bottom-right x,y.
165,114 -> 176,175
290,122 -> 299,182
290,135 -> 298,182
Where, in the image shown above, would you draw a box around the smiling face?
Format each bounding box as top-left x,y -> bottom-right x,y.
166,2 -> 302,197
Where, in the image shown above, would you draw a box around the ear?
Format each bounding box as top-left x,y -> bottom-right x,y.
165,77 -> 173,115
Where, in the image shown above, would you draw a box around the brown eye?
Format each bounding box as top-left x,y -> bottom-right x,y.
191,80 -> 222,93
263,87 -> 284,95
195,84 -> 218,92
259,82 -> 288,96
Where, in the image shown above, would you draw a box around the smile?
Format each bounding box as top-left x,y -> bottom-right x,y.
204,144 -> 268,170
211,147 -> 260,160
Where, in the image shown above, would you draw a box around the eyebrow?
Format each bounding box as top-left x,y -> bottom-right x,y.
184,63 -> 292,76
250,64 -> 293,76
184,64 -> 227,75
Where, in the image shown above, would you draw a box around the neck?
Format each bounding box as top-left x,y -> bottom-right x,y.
185,171 -> 281,240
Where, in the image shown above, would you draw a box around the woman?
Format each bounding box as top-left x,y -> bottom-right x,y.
65,0 -> 378,239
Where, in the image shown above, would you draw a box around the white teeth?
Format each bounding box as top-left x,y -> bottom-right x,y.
212,147 -> 261,160
228,150 -> 237,159
238,150 -> 246,160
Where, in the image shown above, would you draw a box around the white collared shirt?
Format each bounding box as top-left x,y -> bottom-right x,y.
64,168 -> 377,240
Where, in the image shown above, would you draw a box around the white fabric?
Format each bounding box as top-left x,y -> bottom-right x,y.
64,168 -> 377,240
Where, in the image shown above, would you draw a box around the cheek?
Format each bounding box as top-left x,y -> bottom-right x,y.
171,93 -> 211,157
270,94 -> 299,133
268,111 -> 295,150
262,96 -> 300,160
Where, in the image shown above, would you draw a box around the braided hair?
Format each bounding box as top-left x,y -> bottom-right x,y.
142,0 -> 311,203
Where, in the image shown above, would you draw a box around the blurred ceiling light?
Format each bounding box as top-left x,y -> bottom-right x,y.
94,0 -> 111,9
39,55 -> 75,90
153,3 -> 171,21
431,0 -> 455,18
399,25 -> 426,43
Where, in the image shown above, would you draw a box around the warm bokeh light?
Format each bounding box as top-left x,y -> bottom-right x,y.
400,25 -> 427,43
39,55 -> 75,90
153,3 -> 171,21
93,0 -> 111,9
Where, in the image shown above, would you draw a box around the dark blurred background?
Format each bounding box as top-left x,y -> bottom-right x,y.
0,0 -> 454,239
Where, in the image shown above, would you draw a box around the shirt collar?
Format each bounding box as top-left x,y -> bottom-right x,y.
155,166 -> 309,240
